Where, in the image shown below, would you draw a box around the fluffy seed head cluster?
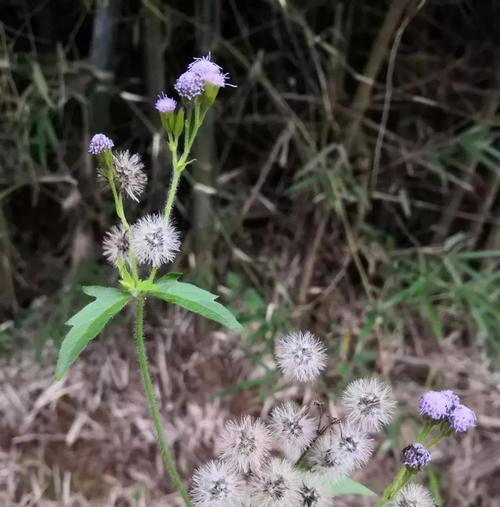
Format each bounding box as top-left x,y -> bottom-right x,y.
102,224 -> 129,266
250,458 -> 301,507
275,331 -> 327,382
88,133 -> 113,155
112,150 -> 147,201
174,70 -> 205,99
388,483 -> 435,507
270,402 -> 316,459
401,443 -> 431,470
218,416 -> 272,473
155,92 -> 177,113
342,378 -> 397,432
309,424 -> 373,478
419,390 -> 459,420
130,214 -> 181,267
448,404 -> 477,432
190,460 -> 246,507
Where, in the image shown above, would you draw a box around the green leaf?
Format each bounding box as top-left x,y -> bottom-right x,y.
150,276 -> 243,332
331,477 -> 377,497
55,286 -> 132,379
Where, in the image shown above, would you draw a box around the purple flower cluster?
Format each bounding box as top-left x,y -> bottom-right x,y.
401,443 -> 431,469
419,389 -> 476,433
174,53 -> 231,100
88,133 -> 114,155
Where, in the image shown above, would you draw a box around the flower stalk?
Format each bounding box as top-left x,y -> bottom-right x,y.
135,296 -> 192,506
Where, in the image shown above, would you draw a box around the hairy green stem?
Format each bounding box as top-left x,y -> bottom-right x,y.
164,168 -> 182,221
135,296 -> 192,506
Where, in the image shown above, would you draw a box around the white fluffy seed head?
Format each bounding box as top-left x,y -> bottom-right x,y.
102,224 -> 129,265
275,331 -> 327,382
249,458 -> 301,507
298,472 -> 333,507
113,150 -> 147,201
309,424 -> 373,478
218,416 -> 272,473
190,460 -> 246,507
270,402 -> 317,458
389,483 -> 436,507
342,378 -> 397,432
130,214 -> 181,267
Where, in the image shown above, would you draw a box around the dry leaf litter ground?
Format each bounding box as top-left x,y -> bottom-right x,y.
1,305 -> 499,506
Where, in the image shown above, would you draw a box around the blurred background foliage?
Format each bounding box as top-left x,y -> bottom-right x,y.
1,0 -> 500,373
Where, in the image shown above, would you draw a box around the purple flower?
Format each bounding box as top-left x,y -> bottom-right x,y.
401,443 -> 431,469
188,53 -> 222,76
88,133 -> 114,155
155,92 -> 176,113
174,70 -> 205,100
448,404 -> 477,433
188,53 -> 232,89
419,390 -> 460,420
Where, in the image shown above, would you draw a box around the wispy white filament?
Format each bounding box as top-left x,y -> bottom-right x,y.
191,460 -> 246,507
218,416 -> 272,473
388,483 -> 435,507
275,331 -> 327,382
130,214 -> 180,267
270,402 -> 317,459
298,472 -> 333,507
249,458 -> 301,507
309,424 -> 373,478
342,377 -> 397,432
102,224 -> 129,265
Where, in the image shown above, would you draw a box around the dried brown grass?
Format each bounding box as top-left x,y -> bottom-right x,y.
1,302 -> 499,506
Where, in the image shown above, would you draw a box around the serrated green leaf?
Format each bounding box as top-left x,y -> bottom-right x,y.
55,286 -> 131,379
150,277 -> 242,332
331,477 -> 377,497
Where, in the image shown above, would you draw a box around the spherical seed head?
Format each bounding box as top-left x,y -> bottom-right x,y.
155,92 -> 177,113
309,424 -> 373,478
270,402 -> 317,456
191,460 -> 246,507
88,133 -> 114,155
218,416 -> 272,473
401,443 -> 431,470
113,150 -> 147,201
275,331 -> 327,382
447,404 -> 477,433
250,458 -> 301,507
130,214 -> 181,267
174,70 -> 205,99
419,390 -> 460,421
102,224 -> 129,266
342,377 -> 397,432
298,472 -> 332,507
388,483 -> 435,507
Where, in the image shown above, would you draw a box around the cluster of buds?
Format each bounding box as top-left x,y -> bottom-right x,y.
190,331 -> 478,506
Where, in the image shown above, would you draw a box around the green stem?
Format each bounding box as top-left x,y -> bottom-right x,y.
164,169 -> 182,221
108,174 -> 139,281
417,418 -> 433,443
135,297 -> 192,506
